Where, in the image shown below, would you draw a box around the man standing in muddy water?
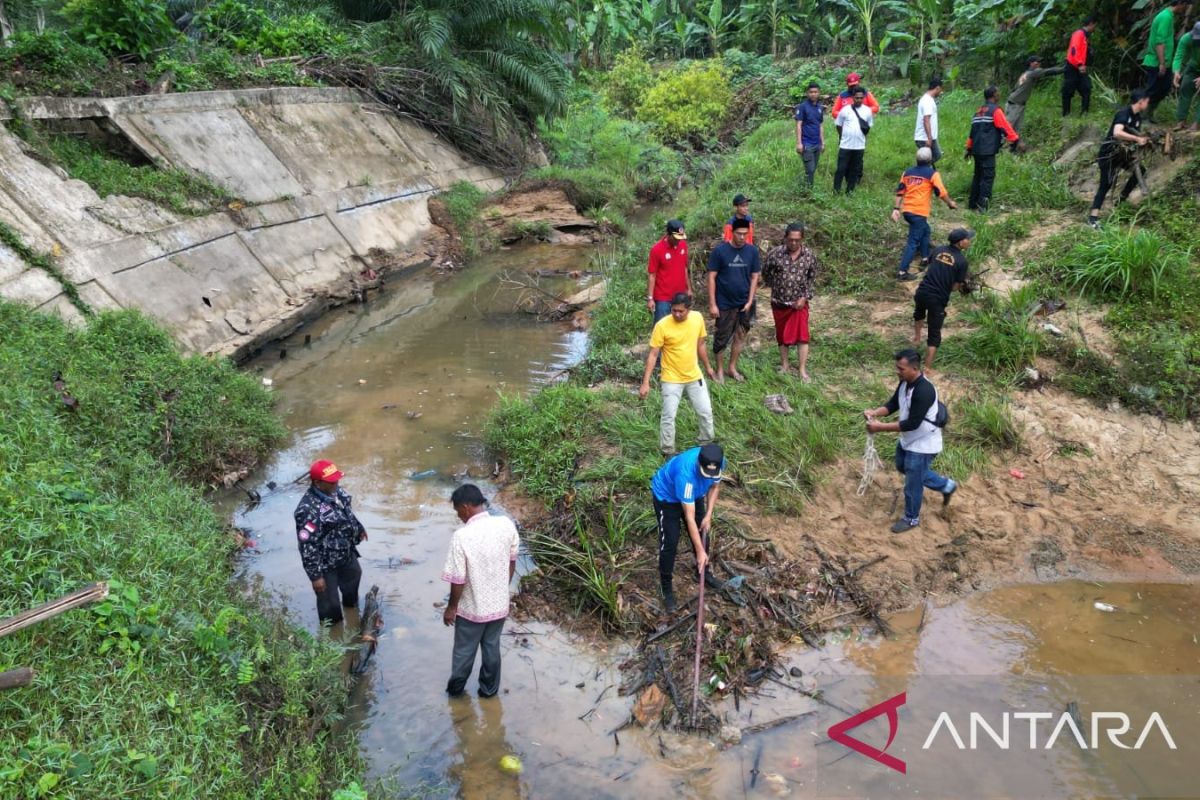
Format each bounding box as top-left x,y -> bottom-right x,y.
294,459 -> 368,625
441,484 -> 520,698
651,443 -> 726,614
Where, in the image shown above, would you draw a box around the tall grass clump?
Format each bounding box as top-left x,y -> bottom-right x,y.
0,301 -> 360,798
955,284 -> 1043,376
1059,226 -> 1190,300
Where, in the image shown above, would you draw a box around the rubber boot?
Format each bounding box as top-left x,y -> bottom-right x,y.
661,582 -> 677,614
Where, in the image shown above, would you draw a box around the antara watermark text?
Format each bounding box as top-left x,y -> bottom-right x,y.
922,710 -> 1177,751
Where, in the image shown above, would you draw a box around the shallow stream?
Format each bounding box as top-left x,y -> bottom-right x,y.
229,245 -> 1200,798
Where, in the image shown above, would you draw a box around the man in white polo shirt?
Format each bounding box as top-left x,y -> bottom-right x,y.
441,484 -> 520,697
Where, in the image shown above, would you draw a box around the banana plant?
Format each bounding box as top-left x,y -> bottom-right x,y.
697,0 -> 737,56
737,0 -> 804,58
833,0 -> 905,58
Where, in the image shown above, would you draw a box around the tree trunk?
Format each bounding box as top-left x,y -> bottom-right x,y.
0,0 -> 13,45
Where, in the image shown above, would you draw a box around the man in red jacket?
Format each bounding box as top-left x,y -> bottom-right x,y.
965,86 -> 1022,212
831,72 -> 881,116
647,219 -> 690,323
1062,15 -> 1098,116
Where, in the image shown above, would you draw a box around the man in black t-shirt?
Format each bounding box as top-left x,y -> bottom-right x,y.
1088,91 -> 1151,228
912,229 -> 973,371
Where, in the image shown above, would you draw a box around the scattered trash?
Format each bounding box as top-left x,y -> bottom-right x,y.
1009,468 -> 1026,479
1094,602 -> 1116,613
1041,323 -> 1065,337
358,379 -> 367,385
381,404 -> 397,410
788,666 -> 803,678
1129,384 -> 1157,402
763,773 -> 790,796
261,377 -> 273,387
763,394 -> 794,415
410,469 -> 438,481
1037,298 -> 1067,316
498,755 -> 522,775
719,724 -> 742,744
406,411 -> 423,420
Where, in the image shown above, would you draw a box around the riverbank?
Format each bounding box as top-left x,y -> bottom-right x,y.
0,302 -> 363,797
483,85 -> 1200,719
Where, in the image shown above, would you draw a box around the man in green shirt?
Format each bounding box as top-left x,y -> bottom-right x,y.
1143,1 -> 1191,116
1174,22 -> 1200,129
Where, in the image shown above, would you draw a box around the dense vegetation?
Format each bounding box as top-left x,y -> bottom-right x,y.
0,305 -> 365,798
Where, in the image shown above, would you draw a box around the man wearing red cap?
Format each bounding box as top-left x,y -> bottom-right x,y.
831,72 -> 881,117
294,459 -> 368,624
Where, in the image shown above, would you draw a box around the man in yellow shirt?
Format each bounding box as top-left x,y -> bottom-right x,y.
639,293 -> 717,456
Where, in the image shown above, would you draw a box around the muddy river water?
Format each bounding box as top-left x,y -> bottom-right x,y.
229,244 -> 1200,798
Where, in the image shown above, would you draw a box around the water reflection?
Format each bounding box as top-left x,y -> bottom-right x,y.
448,697 -> 522,800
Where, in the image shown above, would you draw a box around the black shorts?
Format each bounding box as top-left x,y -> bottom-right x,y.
913,292 -> 947,347
714,302 -> 756,353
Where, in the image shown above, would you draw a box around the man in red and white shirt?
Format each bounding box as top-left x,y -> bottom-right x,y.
648,219 -> 690,323
441,484 -> 520,697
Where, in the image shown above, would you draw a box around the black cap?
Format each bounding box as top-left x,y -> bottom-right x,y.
730,216 -> 751,231
1028,55 -> 1042,65
732,193 -> 751,206
666,219 -> 685,234
698,443 -> 724,478
949,228 -> 974,244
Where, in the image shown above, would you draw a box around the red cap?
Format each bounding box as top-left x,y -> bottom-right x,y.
846,72 -> 862,86
309,459 -> 344,483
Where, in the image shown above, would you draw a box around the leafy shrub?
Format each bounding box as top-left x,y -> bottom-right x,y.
198,0 -> 344,57
603,46 -> 655,117
635,60 -> 733,145
539,98 -> 681,201
1059,227 -> 1190,301
63,0 -> 179,59
0,30 -> 107,77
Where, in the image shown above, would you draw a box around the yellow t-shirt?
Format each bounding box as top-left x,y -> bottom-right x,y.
650,310 -> 706,384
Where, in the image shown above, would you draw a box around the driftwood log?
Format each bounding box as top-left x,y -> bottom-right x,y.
0,667 -> 35,691
0,582 -> 109,639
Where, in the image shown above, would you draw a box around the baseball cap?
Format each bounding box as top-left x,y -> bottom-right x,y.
949,228 -> 975,244
1192,21 -> 1200,39
846,72 -> 862,86
732,193 -> 751,206
698,443 -> 724,478
309,459 -> 344,483
666,219 -> 686,239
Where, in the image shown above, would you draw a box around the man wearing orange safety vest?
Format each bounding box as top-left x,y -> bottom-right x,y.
1062,15 -> 1097,116
891,147 -> 957,281
965,86 -> 1022,212
831,72 -> 881,116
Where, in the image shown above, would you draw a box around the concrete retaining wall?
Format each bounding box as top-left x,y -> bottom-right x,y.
0,87 -> 504,356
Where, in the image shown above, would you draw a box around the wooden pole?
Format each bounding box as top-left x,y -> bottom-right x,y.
691,571 -> 705,726
0,667 -> 35,691
0,582 -> 109,639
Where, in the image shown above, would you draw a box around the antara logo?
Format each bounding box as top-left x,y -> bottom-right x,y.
827,693 -> 1176,775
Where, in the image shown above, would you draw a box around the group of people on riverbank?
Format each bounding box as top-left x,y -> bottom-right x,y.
287,9 -> 1200,700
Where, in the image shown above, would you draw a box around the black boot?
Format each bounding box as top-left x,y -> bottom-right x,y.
703,571 -> 726,591
661,583 -> 677,614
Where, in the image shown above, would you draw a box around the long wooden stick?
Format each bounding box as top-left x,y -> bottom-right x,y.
691,572 -> 705,726
0,667 -> 35,691
0,582 -> 109,639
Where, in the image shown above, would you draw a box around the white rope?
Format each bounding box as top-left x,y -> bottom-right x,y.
857,433 -> 884,496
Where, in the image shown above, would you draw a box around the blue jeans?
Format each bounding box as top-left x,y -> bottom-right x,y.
653,301 -> 673,324
898,213 -> 931,274
894,444 -> 951,522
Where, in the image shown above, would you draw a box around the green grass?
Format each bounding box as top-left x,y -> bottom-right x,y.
38,133 -> 235,216
435,181 -> 488,256
950,284 -> 1044,379
0,302 -> 362,798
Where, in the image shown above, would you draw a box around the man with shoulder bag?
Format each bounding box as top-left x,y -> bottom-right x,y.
863,349 -> 958,534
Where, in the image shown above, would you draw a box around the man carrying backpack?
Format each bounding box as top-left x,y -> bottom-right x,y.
965,86 -> 1022,212
864,349 -> 957,534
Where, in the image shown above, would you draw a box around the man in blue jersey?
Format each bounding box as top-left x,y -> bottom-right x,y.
650,443 -> 726,614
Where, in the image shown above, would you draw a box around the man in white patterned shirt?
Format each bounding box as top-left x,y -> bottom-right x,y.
441,484 -> 520,697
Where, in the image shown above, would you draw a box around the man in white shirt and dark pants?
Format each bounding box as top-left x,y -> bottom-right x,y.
863,349 -> 957,533
834,86 -> 873,193
441,484 -> 521,697
915,78 -> 944,163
